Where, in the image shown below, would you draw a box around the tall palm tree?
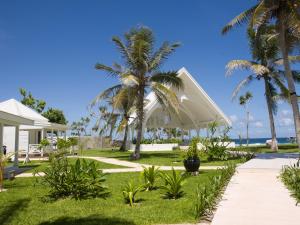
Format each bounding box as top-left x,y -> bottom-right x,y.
239,92 -> 253,147
95,26 -> 183,159
222,0 -> 300,148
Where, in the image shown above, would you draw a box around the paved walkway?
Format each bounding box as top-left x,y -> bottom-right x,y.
16,156 -> 221,178
211,153 -> 300,225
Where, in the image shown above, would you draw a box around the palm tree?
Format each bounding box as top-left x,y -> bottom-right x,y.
95,26 -> 183,159
238,92 -> 253,146
222,0 -> 300,148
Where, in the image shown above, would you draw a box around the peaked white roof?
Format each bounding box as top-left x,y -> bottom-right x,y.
131,67 -> 231,129
0,99 -> 49,126
0,110 -> 34,125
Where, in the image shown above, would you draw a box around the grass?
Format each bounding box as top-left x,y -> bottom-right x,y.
81,149 -> 246,166
7,158 -> 126,173
0,170 -> 220,225
233,144 -> 300,154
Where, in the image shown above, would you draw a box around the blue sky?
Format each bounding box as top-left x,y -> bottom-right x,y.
0,0 -> 298,138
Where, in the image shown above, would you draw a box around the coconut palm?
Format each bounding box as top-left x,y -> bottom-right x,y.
95,26 -> 183,159
222,0 -> 300,148
238,92 -> 253,147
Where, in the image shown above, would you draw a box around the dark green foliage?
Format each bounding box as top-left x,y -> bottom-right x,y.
19,88 -> 46,113
122,181 -> 142,207
160,168 -> 187,199
194,163 -> 236,219
38,155 -> 109,200
142,166 -> 161,191
56,138 -> 71,150
42,108 -> 68,125
281,162 -> 300,204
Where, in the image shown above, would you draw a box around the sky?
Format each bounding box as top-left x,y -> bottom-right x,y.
0,0 -> 298,139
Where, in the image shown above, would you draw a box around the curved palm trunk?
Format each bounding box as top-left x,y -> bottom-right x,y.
133,86 -> 145,159
264,78 -> 278,151
120,119 -> 129,152
279,18 -> 300,148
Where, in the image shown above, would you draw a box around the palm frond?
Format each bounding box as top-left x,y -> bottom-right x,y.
95,63 -> 122,77
91,85 -> 122,107
251,1 -> 270,29
222,5 -> 258,34
231,75 -> 254,100
150,71 -> 183,90
226,60 -> 269,76
112,37 -> 134,67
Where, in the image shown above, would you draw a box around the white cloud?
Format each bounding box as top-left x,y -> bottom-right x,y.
249,114 -> 255,122
229,115 -> 238,123
281,110 -> 290,116
253,121 -> 263,128
279,117 -> 294,127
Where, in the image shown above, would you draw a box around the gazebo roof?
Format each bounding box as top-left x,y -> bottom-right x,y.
132,67 -> 231,129
0,110 -> 34,126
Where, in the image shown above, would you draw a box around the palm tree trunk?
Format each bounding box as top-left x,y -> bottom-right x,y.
133,86 -> 145,159
279,18 -> 300,148
120,121 -> 129,152
264,78 -> 278,151
246,111 -> 249,146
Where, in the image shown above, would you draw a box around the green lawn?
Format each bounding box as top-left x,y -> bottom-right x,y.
0,170 -> 220,225
12,158 -> 126,173
233,144 -> 300,154
82,149 -> 247,166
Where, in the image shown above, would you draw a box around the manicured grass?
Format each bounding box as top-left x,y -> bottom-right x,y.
82,149 -> 247,166
14,158 -> 126,173
0,170 -> 220,225
233,144 -> 300,154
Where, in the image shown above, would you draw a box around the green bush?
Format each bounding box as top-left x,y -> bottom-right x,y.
37,155 -> 109,200
122,181 -> 142,207
160,168 -> 187,199
57,138 -> 71,150
194,163 -> 236,219
185,137 -> 200,160
141,166 -> 161,191
281,162 -> 300,204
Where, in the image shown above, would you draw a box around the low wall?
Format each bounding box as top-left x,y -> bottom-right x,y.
130,143 -> 178,151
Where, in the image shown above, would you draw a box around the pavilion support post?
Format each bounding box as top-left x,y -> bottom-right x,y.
14,125 -> 19,167
64,131 -> 67,140
181,128 -> 184,141
188,130 -> 191,140
24,129 -> 31,164
51,129 -> 54,150
0,123 -> 3,154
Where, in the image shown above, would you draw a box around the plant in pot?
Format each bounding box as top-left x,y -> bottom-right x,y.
183,137 -> 200,173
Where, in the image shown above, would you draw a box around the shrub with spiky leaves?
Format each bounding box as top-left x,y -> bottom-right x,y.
122,181 -> 142,207
160,168 -> 187,199
281,162 -> 300,205
142,166 -> 161,191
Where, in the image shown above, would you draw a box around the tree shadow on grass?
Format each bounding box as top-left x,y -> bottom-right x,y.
39,215 -> 137,225
0,198 -> 30,225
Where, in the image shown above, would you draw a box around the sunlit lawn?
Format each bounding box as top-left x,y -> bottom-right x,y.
233,144 -> 300,154
0,170 -> 220,225
82,149 -> 246,166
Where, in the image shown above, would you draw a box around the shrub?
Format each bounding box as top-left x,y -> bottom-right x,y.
57,138 -> 71,150
281,162 -> 300,204
142,166 -> 161,191
37,154 -> 109,200
185,137 -> 200,160
122,181 -> 142,207
0,152 -> 13,191
194,163 -> 236,219
160,168 -> 187,199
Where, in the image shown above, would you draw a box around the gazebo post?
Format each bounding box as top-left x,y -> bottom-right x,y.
14,125 -> 19,167
188,130 -> 191,140
64,130 -> 67,140
0,123 -> 3,153
51,129 -> 54,149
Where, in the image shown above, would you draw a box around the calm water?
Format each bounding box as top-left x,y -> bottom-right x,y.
231,137 -> 293,145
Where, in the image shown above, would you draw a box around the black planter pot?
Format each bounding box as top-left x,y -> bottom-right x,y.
183,158 -> 200,172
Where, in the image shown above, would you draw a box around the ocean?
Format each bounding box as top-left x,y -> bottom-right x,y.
231,137 -> 293,145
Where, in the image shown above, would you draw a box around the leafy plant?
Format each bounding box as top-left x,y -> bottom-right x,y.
141,166 -> 161,191
68,137 -> 78,154
0,152 -> 12,191
185,137 -> 200,160
57,138 -> 71,150
37,155 -> 109,200
122,181 -> 142,207
281,162 -> 300,204
39,138 -> 50,152
194,163 -> 236,219
160,168 -> 187,199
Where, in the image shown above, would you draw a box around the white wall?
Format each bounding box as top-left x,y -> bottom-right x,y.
3,127 -> 15,153
19,131 -> 29,151
130,143 -> 178,151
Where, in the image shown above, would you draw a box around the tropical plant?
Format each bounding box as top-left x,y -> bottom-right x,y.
238,92 -> 253,147
185,137 -> 200,160
222,0 -> 300,148
0,152 -> 12,192
141,166 -> 161,191
42,108 -> 68,125
281,162 -> 300,204
39,138 -> 50,155
57,138 -> 71,150
68,137 -> 78,154
70,117 -> 90,136
37,156 -> 109,200
122,181 -> 142,207
95,26 -> 183,159
160,168 -> 187,199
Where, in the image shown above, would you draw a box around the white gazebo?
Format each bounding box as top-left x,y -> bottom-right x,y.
0,110 -> 34,166
0,99 -> 68,158
130,67 -> 231,139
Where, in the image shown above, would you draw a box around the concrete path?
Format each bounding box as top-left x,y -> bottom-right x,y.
16,156 -> 221,178
211,153 -> 300,225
